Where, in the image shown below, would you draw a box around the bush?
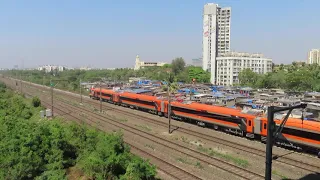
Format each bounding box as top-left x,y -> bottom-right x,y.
32,96 -> 41,107
0,87 -> 157,179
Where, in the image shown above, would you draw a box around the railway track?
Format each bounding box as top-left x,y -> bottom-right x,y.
36,96 -> 202,180
16,80 -> 265,180
24,79 -> 320,174
3,77 -> 320,176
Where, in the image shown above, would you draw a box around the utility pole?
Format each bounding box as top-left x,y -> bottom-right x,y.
80,78 -> 82,103
265,106 -> 275,180
20,74 -> 22,94
100,81 -> 102,112
265,104 -> 307,180
168,83 -> 171,134
51,79 -> 54,117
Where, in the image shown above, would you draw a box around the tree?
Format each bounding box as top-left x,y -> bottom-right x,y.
238,69 -> 258,87
171,57 -> 185,75
188,66 -> 210,83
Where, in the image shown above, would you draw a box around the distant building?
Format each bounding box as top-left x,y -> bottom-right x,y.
216,52 -> 272,86
202,3 -> 231,83
192,58 -> 203,67
37,65 -> 67,73
307,49 -> 320,64
134,55 -> 166,70
79,67 -> 92,71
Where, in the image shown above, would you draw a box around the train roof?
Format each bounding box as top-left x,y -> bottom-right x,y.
119,92 -> 158,101
92,88 -> 116,94
276,118 -> 320,133
170,101 -> 255,119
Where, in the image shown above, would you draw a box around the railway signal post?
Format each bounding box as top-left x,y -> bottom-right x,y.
265,103 -> 307,180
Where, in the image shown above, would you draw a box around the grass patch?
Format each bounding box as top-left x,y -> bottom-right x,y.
197,146 -> 249,168
145,144 -> 155,150
176,158 -> 192,165
272,170 -> 288,179
114,117 -> 128,122
135,124 -> 152,132
177,158 -> 204,170
195,162 -> 204,169
181,136 -> 190,143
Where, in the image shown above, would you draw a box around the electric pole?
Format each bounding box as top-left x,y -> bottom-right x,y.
265,106 -> 275,180
80,78 -> 82,103
265,104 -> 307,180
100,81 -> 102,112
51,79 -> 54,117
168,83 -> 171,134
20,74 -> 22,94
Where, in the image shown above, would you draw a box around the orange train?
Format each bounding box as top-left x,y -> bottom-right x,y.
89,87 -> 320,157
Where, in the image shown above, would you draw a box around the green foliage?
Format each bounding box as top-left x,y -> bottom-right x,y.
238,68 -> 259,87
3,58 -> 210,88
171,57 -> 185,75
188,66 -> 211,83
237,63 -> 320,91
0,86 -> 156,179
32,96 -> 41,107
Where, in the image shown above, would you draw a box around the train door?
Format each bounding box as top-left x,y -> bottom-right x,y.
261,120 -> 268,137
113,94 -> 120,103
160,101 -> 165,113
253,117 -> 261,134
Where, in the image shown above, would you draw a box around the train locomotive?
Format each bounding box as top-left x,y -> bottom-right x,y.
89,87 -> 320,157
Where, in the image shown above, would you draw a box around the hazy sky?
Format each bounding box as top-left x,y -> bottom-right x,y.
0,0 -> 319,69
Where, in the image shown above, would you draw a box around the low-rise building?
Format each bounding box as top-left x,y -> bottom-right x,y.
216,52 -> 272,86
134,55 -> 166,70
37,65 -> 67,73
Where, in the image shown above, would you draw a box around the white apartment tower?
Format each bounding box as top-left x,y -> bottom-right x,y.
307,49 -> 320,65
202,3 -> 231,84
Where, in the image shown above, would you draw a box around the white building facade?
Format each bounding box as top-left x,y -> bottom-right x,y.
134,55 -> 166,70
216,52 -> 272,86
38,65 -> 66,73
307,49 -> 320,64
202,3 -> 231,84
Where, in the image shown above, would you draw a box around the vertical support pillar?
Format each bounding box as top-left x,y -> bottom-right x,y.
168,84 -> 171,134
100,81 -> 102,112
80,78 -> 82,103
265,106 -> 275,180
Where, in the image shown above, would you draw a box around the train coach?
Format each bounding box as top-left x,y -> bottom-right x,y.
89,87 -> 320,157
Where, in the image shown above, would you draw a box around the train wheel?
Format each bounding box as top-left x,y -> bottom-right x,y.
318,151 -> 320,158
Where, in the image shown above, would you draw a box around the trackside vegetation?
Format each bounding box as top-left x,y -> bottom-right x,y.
0,82 -> 157,180
1,58 -> 210,92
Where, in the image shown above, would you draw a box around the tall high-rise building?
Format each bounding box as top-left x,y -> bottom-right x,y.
307,49 -> 320,64
202,3 -> 231,84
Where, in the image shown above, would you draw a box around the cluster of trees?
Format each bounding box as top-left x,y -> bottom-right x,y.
2,58 -> 210,92
0,82 -> 156,179
238,63 -> 320,91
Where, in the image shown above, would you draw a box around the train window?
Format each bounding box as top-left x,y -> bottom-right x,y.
281,127 -> 320,141
264,123 -> 266,129
120,97 -> 155,106
171,106 -> 243,124
248,120 -> 251,126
